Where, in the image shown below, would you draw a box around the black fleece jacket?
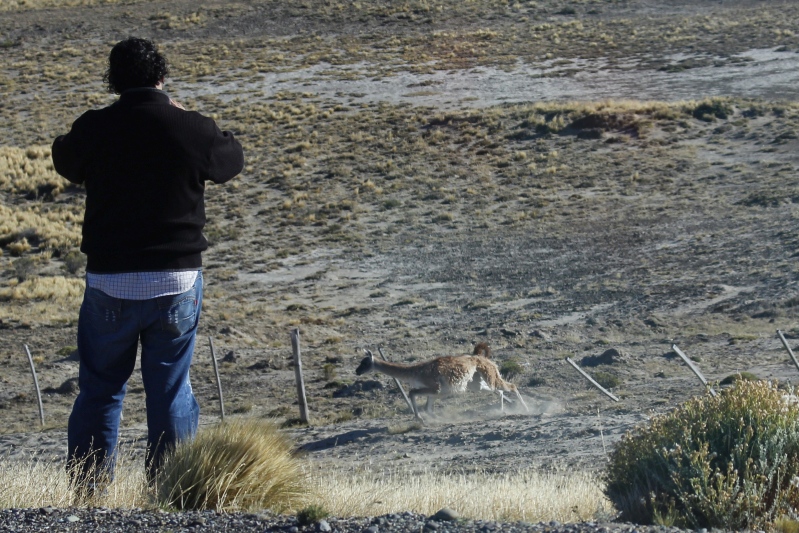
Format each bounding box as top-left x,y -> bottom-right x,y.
52,88 -> 244,273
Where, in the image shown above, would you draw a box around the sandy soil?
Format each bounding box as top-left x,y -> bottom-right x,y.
2,0 -> 799,489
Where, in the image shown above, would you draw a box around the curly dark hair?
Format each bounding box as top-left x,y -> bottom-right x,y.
103,37 -> 169,94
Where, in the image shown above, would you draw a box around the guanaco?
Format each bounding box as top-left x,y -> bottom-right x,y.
426,341 -> 491,412
472,342 -> 491,359
470,355 -> 529,412
355,349 -> 528,419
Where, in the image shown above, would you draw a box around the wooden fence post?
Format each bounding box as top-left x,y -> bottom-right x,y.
24,344 -> 45,426
376,346 -> 414,413
672,344 -> 717,397
565,357 -> 620,402
290,328 -> 309,424
777,330 -> 799,373
208,337 -> 225,420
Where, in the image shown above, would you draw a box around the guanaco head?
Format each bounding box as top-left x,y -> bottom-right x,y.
473,342 -> 491,359
355,349 -> 376,375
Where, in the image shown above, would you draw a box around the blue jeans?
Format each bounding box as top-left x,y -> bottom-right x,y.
68,272 -> 202,486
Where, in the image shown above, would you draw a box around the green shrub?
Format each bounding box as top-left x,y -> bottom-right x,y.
500,358 -> 523,379
604,381 -> 799,530
691,98 -> 734,121
297,504 -> 329,526
156,418 -> 308,512
57,345 -> 77,357
13,256 -> 35,281
719,372 -> 759,386
527,376 -> 546,387
592,371 -> 620,390
63,250 -> 86,274
322,363 -> 337,381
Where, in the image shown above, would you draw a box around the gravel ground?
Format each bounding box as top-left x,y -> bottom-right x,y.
0,507 -> 692,533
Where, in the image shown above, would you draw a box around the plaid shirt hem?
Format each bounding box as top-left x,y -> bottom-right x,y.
86,270 -> 200,300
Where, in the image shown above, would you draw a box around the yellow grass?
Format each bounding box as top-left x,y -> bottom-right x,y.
157,418 -> 308,512
0,276 -> 84,324
0,204 -> 83,251
0,299 -> 81,324
0,276 -> 85,301
310,467 -> 611,522
0,448 -> 149,509
0,449 -> 610,523
0,146 -> 64,196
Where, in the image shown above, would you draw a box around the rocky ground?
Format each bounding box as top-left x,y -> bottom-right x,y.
0,506 -> 696,533
2,0 -> 799,529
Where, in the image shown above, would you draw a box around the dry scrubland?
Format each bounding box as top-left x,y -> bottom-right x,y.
3,0 -> 799,525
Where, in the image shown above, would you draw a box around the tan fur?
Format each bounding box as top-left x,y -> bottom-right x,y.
356,349 -> 528,419
470,355 -> 529,411
472,342 -> 491,359
356,354 -> 479,419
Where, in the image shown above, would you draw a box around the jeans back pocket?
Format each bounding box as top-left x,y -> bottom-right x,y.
81,287 -> 123,335
157,286 -> 199,338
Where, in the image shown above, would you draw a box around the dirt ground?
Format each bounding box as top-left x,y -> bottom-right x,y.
2,0 -> 799,482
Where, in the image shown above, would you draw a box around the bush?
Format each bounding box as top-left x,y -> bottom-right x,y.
527,376 -> 546,387
63,250 -> 86,275
500,358 -> 523,379
297,504 -> 328,526
604,381 -> 799,530
156,418 -> 308,512
592,371 -> 620,390
13,256 -> 35,281
322,363 -> 337,381
691,98 -> 734,121
720,372 -> 759,386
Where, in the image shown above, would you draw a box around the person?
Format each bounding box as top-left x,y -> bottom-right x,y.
52,37 -> 244,492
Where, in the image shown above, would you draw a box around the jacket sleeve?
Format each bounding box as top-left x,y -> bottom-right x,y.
206,122 -> 244,184
51,117 -> 89,185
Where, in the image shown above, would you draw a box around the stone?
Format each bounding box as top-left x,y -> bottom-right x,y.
431,508 -> 459,522
580,348 -> 625,367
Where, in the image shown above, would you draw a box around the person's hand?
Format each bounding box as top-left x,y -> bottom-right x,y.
169,99 -> 186,110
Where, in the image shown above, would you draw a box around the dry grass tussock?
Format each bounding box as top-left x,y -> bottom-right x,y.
0,204 -> 82,252
156,418 -> 308,512
0,146 -> 82,257
0,146 -> 64,197
0,276 -> 84,324
0,276 -> 84,301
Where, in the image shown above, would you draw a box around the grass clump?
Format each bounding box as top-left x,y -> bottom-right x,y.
591,371 -> 620,390
719,371 -> 759,386
156,418 -> 308,513
0,276 -> 84,301
297,504 -> 329,526
63,250 -> 86,274
499,358 -> 524,379
604,380 -> 799,530
690,97 -> 735,121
